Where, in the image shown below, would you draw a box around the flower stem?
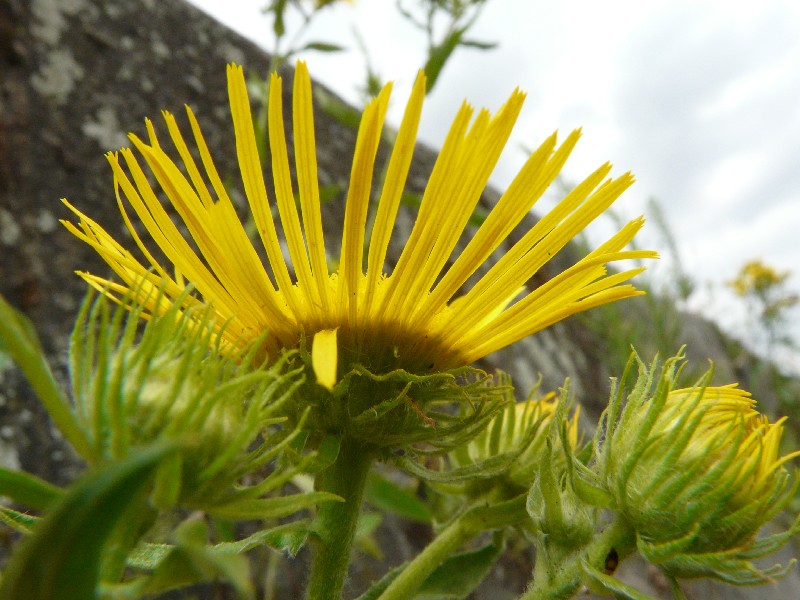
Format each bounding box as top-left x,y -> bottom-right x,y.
306,438 -> 374,600
378,494 -> 528,600
518,516 -> 635,600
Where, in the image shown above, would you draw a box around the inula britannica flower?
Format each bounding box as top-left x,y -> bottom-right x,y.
62,62 -> 656,385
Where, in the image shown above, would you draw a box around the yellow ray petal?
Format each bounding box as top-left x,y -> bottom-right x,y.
405,90 -> 526,311
378,101 -> 475,322
312,328 -> 339,390
293,62 -> 331,311
421,130 -> 579,321
268,71 -> 317,303
227,64 -> 301,315
364,71 -> 426,305
338,82 -> 392,321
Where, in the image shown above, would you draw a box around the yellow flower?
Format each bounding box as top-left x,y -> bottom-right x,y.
728,259 -> 790,297
62,62 -> 655,385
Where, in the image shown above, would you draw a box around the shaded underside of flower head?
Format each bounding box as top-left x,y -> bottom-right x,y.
62,61 -> 656,379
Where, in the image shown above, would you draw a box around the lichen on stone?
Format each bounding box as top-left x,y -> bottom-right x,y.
31,48 -> 85,104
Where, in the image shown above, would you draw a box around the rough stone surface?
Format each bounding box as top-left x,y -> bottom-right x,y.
1,0 -> 797,598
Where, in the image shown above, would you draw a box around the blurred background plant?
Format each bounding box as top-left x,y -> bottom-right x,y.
728,259 -> 800,362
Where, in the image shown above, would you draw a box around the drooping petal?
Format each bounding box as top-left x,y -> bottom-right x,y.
312,329 -> 339,390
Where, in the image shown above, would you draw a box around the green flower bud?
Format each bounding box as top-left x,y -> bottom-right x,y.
70,289 -> 304,509
445,384 -> 580,500
598,353 -> 800,581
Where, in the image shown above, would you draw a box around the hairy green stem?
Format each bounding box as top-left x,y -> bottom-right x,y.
378,494 -> 528,600
306,438 -> 374,600
519,516 -> 635,600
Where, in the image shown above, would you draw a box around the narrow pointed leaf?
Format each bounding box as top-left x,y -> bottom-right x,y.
581,560 -> 658,600
208,491 -> 342,520
0,444 -> 174,600
0,468 -> 63,510
366,472 -> 432,523
0,293 -> 91,458
416,541 -> 503,599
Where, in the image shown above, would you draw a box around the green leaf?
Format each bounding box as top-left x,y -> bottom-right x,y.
271,0 -> 287,37
355,562 -> 408,600
136,517 -> 253,599
423,28 -> 465,93
305,434 -> 342,474
314,87 -> 363,129
300,41 -> 346,53
396,449 -> 519,483
0,293 -> 91,458
0,444 -> 174,600
0,467 -> 63,510
581,559 -> 658,600
319,183 -> 343,204
416,539 -> 504,599
126,543 -> 172,570
126,520 -> 313,571
213,519 -> 312,558
208,491 -> 342,520
366,472 -> 431,523
400,192 -> 422,210
0,505 -> 40,534
354,511 -> 384,560
460,39 -> 498,50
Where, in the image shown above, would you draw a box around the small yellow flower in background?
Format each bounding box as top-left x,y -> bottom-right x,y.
62,62 -> 656,386
599,355 -> 800,581
728,259 -> 790,297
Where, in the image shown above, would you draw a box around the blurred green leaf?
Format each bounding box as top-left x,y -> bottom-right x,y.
423,27 -> 465,93
0,468 -> 63,511
319,183 -> 343,204
0,293 -> 91,458
467,206 -> 489,228
460,39 -> 497,50
354,511 -> 384,560
400,192 -> 422,209
366,472 -> 431,523
300,41 -> 346,53
208,491 -> 342,520
356,562 -> 408,599
304,434 -> 342,474
0,444 -> 174,600
315,87 -> 363,129
134,517 -> 252,599
581,559 -> 657,600
416,539 -> 504,599
126,519 -> 313,573
0,506 -> 40,535
270,0 -> 287,37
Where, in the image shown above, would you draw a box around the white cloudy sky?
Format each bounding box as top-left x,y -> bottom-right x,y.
189,0 -> 800,367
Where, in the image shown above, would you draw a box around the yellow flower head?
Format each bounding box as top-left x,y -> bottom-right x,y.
62,62 -> 655,384
728,259 -> 791,297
